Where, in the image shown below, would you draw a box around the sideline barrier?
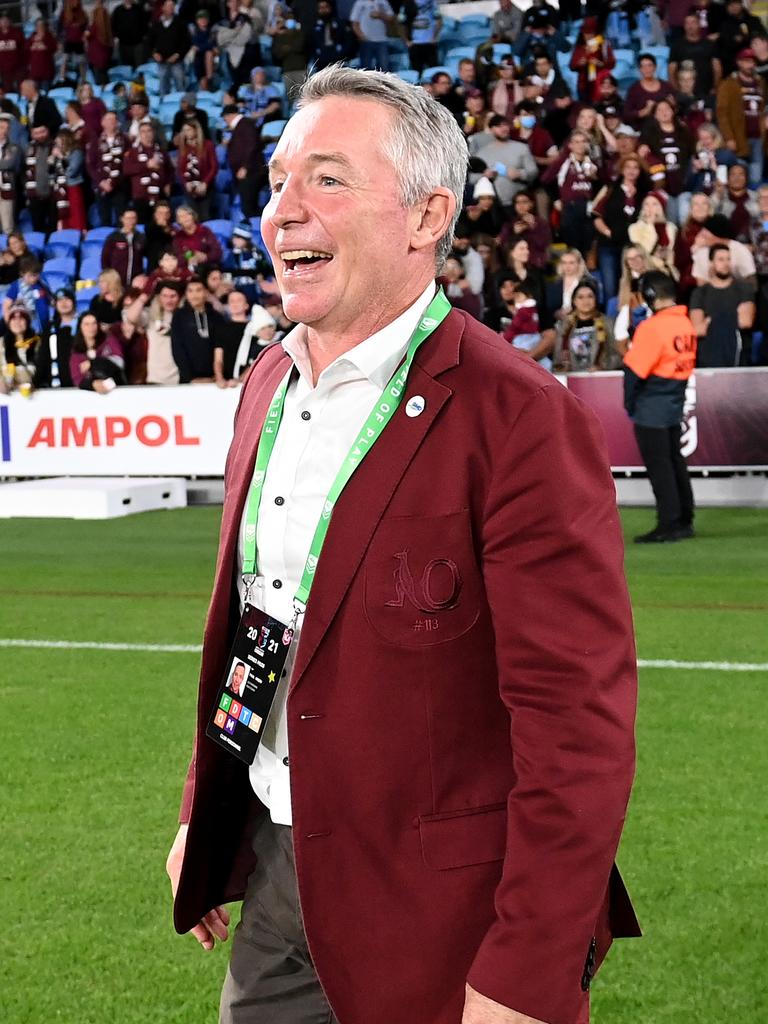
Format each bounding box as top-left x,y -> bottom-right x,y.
1,369 -> 767,479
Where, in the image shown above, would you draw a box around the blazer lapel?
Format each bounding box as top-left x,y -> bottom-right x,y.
289,310 -> 466,692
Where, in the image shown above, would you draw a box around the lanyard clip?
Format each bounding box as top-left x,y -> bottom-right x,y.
290,600 -> 306,632
243,574 -> 257,605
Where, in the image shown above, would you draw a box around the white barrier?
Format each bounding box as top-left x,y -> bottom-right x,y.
0,385 -> 241,478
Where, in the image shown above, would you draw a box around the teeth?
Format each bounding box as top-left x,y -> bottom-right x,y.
281,250 -> 332,261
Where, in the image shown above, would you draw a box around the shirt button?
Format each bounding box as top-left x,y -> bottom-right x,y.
282,756 -> 290,766
301,410 -> 311,421
274,496 -> 285,506
272,579 -> 282,589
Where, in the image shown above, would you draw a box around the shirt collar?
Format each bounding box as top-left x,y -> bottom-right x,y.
281,280 -> 437,390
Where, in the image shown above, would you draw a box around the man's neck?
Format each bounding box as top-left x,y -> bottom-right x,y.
711,274 -> 733,287
654,299 -> 675,311
304,276 -> 434,384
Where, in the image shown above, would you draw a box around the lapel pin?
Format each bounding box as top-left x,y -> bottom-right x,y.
405,396 -> 426,418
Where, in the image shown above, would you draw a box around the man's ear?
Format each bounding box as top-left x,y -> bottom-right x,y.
410,188 -> 456,254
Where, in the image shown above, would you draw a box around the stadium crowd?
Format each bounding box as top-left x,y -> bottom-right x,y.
1,0 -> 767,395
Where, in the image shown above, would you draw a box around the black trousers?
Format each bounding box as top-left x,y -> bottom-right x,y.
634,423 -> 695,531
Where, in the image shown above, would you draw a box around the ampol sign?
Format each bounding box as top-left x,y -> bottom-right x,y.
0,385 -> 241,477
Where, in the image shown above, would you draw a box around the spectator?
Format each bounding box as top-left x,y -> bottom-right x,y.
172,92 -> 211,144
680,123 -> 740,221
231,299 -> 278,377
463,177 -> 504,237
513,10 -> 569,68
629,192 -> 679,280
144,203 -> 176,270
592,153 -> 647,303
200,264 -> 233,315
25,19 -> 58,91
573,106 -> 611,167
498,189 -> 551,269
569,16 -> 615,104
20,79 -> 62,138
509,101 -> 558,188
713,162 -> 759,241
214,289 -> 253,384
690,213 -> 756,285
638,97 -> 694,223
85,0 -> 114,86
171,276 -> 224,383
501,279 -> 548,368
673,66 -> 709,137
716,47 -> 766,184
544,248 -> 594,329
495,237 -> 546,318
126,96 -> 168,149
173,206 -> 223,271
70,311 -> 126,391
189,10 -> 216,91
614,246 -> 655,353
271,13 -> 309,102
486,56 -> 517,121
35,288 -> 80,389
623,53 -> 675,128
449,220 -> 484,296
350,0 -> 395,72
50,127 -> 86,232
215,0 -> 257,91
1,304 -> 39,393
716,0 -> 765,77
58,0 -> 88,83
678,191 -> 715,292
602,123 -> 642,182
524,51 -> 573,146
0,114 -> 20,233
102,207 -> 147,286
143,247 -> 192,297
463,90 -> 493,151
0,231 -> 28,286
440,255 -> 482,318
403,0 -> 441,77
239,67 -> 283,126
144,281 -> 182,384
106,286 -> 148,383
63,101 -> 88,149
310,1 -> 356,73
177,121 -> 218,222
88,110 -> 129,228
483,272 -> 519,331
148,0 -> 190,97
90,269 -> 125,330
3,258 -> 50,335
222,103 -> 267,218
222,224 -> 269,301
490,0 -> 522,46
554,281 -> 620,372
542,129 -> 600,255
669,13 -> 722,96
689,243 -> 755,365
111,0 -> 149,68
0,13 -> 24,92
123,121 -> 174,224
77,83 -> 108,140
474,114 -> 538,209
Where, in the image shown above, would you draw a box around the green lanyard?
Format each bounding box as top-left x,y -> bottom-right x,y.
242,286 -> 451,614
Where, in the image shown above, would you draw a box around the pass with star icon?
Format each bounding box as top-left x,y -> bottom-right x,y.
206,603 -> 295,765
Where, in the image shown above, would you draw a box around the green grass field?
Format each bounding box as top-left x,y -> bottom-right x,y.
1,506 -> 766,1024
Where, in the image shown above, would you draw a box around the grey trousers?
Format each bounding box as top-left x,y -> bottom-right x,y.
219,816 -> 339,1024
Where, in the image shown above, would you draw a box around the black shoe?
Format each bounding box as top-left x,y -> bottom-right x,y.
675,523 -> 695,539
633,528 -> 683,544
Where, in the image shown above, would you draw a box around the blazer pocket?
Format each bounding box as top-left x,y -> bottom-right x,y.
364,510 -> 482,647
418,802 -> 508,870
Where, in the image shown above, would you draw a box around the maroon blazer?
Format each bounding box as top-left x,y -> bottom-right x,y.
174,308 -> 640,1024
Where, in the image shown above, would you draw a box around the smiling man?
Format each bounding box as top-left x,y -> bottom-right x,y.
167,66 -> 639,1024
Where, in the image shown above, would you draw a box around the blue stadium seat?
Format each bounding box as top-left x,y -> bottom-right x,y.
44,273 -> 74,294
492,43 -> 512,62
107,65 -> 133,82
446,46 -> 476,63
81,226 -> 113,262
395,69 -> 419,85
43,256 -> 76,278
79,256 -> 103,282
48,86 -> 76,102
76,285 -> 100,313
45,230 -> 81,260
204,219 -> 234,247
264,65 -> 283,82
420,66 -> 451,83
24,231 -> 46,258
460,13 -> 490,28
606,296 -> 619,319
261,119 -> 288,141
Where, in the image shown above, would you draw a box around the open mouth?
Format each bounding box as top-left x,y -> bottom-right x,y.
281,249 -> 333,272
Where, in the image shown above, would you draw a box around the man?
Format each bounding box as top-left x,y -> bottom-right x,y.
542,129 -> 600,255
34,288 -> 79,389
690,243 -> 755,365
229,662 -> 246,696
450,219 -> 484,295
148,0 -> 190,97
167,66 -> 638,1024
669,13 -> 722,96
171,92 -> 211,144
136,280 -> 183,385
474,115 -> 538,209
87,110 -> 129,228
691,213 -> 757,284
0,12 -> 24,92
222,103 -> 267,218
102,207 -> 147,286
310,1 -> 356,72
624,271 -> 697,543
0,112 -> 20,233
111,0 -> 149,68
170,276 -> 224,383
491,0 -> 523,46
126,96 -> 168,149
19,78 -> 61,138
22,124 -> 56,234
405,0 -> 442,76
524,50 -> 573,145
350,0 -> 395,71
1,256 -> 50,334
623,54 -> 675,128
513,9 -> 569,68
716,0 -> 765,76
716,47 -> 767,184
123,121 -> 174,225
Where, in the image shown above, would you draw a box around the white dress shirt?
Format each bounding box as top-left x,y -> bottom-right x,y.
237,280 -> 436,825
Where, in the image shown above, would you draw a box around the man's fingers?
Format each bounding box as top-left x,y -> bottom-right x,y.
190,921 -> 215,950
203,907 -> 230,941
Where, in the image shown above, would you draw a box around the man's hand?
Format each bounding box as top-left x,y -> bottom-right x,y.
166,824 -> 231,951
462,984 -> 548,1024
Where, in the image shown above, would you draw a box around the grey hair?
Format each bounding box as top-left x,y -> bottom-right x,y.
298,64 -> 468,269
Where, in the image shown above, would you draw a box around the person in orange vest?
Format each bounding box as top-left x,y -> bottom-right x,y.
623,271 -> 698,543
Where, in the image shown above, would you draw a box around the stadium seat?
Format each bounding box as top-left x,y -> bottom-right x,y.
262,119 -> 288,141
107,65 -> 133,82
45,229 -> 81,261
48,86 -> 76,102
420,66 -> 451,82
80,227 -> 114,262
43,255 -> 76,277
446,46 -> 476,63
79,256 -> 103,282
204,219 -> 234,247
24,231 -> 46,258
75,284 -> 100,313
460,13 -> 490,28
395,69 -> 419,85
492,43 -> 512,63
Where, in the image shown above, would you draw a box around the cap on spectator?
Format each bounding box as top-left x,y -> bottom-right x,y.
233,224 -> 252,241
615,124 -> 640,138
222,103 -> 239,116
703,214 -> 734,239
249,304 -> 276,334
7,303 -> 30,322
529,9 -> 552,28
195,8 -> 209,17
55,287 -> 75,301
647,190 -> 668,211
473,177 -> 496,199
581,15 -> 599,33
0,112 -> 12,123
737,47 -> 755,60
600,104 -> 620,118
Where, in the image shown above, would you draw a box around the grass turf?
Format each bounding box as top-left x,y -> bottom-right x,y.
0,506 -> 766,1023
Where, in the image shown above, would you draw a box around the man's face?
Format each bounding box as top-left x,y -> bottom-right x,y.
103,112 -> 118,135
458,60 -> 474,84
262,96 -> 433,332
600,79 -> 616,98
684,14 -> 700,38
534,57 -> 551,79
139,125 -> 154,147
491,119 -> 510,140
712,249 -> 732,277
318,0 -> 332,17
20,80 -> 35,101
162,0 -> 174,17
432,74 -> 451,96
737,57 -> 755,77
639,58 -> 655,79
187,282 -> 206,308
160,287 -> 180,312
729,165 -> 747,190
56,296 -> 75,317
122,211 -> 138,233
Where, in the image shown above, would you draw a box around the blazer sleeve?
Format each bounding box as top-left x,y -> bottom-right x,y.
466,383 -> 637,1024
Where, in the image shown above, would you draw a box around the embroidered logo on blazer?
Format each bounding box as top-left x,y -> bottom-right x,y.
385,550 -> 462,613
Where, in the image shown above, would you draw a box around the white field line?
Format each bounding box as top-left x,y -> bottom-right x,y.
0,639 -> 766,672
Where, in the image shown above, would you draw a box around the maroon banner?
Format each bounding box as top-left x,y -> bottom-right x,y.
565,368 -> 768,469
